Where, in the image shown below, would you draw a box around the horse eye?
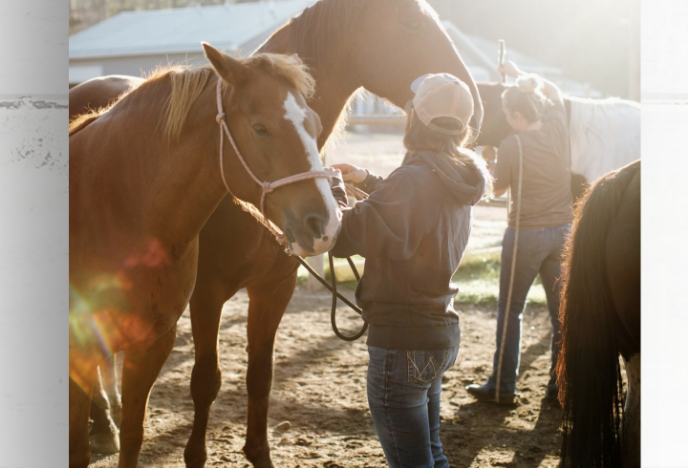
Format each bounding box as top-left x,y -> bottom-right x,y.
252,124 -> 268,136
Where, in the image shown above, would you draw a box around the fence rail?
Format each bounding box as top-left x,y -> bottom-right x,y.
346,114 -> 406,127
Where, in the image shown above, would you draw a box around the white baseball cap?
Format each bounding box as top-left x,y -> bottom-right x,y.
411,73 -> 474,135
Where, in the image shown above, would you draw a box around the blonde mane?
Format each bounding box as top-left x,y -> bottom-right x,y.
69,53 -> 316,141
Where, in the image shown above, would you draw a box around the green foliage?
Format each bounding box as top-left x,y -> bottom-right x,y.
453,248 -> 546,307
298,250 -> 548,306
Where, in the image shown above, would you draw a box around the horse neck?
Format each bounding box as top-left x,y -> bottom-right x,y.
257,24 -> 358,151
119,79 -> 230,242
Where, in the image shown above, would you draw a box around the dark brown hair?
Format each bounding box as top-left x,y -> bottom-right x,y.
403,101 -> 493,198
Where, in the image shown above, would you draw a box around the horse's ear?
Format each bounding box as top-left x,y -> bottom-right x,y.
202,42 -> 245,86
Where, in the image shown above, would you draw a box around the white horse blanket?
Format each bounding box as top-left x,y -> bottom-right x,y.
568,96 -> 640,183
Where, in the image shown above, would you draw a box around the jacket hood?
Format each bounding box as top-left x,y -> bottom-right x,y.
404,150 -> 489,206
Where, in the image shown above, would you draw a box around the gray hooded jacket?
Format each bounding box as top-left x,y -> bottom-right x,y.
330,150 -> 489,350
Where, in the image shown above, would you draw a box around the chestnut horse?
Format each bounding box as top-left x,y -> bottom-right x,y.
68,1 -> 482,466
556,160 -> 640,468
474,82 -> 640,200
69,44 -> 340,468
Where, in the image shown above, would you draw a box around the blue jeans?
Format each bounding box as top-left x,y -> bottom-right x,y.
367,345 -> 459,468
486,223 -> 571,393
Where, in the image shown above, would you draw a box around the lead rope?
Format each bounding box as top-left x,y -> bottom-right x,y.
328,187 -> 368,341
494,134 -> 523,403
294,186 -> 369,341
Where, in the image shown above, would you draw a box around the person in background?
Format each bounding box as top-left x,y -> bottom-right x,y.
466,60 -> 573,404
326,73 -> 490,467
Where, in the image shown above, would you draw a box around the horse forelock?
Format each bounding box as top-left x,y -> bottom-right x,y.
245,53 -> 315,100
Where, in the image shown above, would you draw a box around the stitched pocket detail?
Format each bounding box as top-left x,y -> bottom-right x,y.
407,349 -> 450,385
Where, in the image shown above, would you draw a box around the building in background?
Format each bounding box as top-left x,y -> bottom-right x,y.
69,0 -> 315,85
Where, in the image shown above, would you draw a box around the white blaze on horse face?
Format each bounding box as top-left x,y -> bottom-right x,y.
283,92 -> 341,254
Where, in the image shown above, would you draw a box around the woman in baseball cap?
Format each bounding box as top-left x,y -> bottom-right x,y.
326,73 -> 492,468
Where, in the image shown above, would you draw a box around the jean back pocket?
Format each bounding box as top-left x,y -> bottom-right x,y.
406,348 -> 457,385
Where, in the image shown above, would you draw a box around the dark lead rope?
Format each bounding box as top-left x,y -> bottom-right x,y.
295,254 -> 368,341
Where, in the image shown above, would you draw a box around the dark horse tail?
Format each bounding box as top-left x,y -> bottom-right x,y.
556,160 -> 640,467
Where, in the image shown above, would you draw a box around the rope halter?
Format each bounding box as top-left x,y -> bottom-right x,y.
214,79 -> 333,247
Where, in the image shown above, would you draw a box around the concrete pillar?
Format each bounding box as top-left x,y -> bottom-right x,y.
305,254 -> 325,291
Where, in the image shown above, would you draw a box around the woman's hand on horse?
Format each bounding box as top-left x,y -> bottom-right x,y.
323,166 -> 343,186
331,163 -> 368,184
497,60 -> 522,78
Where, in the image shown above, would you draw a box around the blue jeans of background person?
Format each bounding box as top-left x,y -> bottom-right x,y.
486,223 -> 571,394
367,345 -> 459,468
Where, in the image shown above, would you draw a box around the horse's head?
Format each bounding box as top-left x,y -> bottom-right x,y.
203,44 -> 341,256
348,0 -> 483,135
473,82 -> 513,148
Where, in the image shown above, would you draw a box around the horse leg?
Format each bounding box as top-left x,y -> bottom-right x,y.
102,352 -> 123,426
70,373 -> 96,468
89,368 -> 120,454
118,325 -> 177,468
184,282 -> 235,468
243,273 -> 297,468
622,353 -> 641,468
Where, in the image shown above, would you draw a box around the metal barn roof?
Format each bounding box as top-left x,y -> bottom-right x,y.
69,0 -> 315,59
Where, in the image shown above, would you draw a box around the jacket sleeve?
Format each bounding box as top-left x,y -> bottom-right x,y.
354,171 -> 384,195
330,173 -> 349,209
329,167 -> 440,260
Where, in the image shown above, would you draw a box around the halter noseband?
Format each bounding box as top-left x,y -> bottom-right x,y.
214,79 -> 331,218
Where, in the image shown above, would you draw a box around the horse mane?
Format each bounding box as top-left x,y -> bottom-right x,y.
160,53 -> 315,141
283,0 -> 366,68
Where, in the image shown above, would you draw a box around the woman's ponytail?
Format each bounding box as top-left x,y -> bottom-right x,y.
502,73 -> 552,123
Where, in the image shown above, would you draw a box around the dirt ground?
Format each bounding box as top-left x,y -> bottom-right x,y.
92,133 -> 563,467
91,213 -> 563,468
91,286 -> 562,468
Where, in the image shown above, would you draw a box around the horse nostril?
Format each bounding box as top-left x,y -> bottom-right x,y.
304,213 -> 326,238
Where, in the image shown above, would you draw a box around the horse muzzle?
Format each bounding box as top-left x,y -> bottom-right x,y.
284,211 -> 341,257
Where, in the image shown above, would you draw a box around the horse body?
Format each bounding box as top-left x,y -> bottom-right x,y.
68,2 -> 483,467
475,82 -> 640,199
69,46 -> 338,468
568,96 -> 640,183
69,75 -> 144,122
556,160 -> 640,468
